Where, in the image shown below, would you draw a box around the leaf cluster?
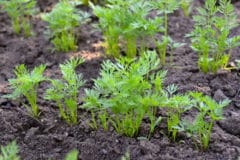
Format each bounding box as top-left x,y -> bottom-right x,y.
150,0 -> 179,14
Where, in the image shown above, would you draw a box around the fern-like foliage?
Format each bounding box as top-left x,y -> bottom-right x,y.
92,0 -> 162,58
45,58 -> 85,124
84,51 -> 171,137
0,0 -> 37,36
177,92 -> 230,150
188,0 -> 240,73
42,0 -> 90,52
4,64 -> 46,117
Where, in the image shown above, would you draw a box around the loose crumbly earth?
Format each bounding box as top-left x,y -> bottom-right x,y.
0,1 -> 239,160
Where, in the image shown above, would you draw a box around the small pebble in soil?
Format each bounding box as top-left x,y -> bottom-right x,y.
140,140 -> 160,154
102,149 -> 108,154
24,127 -> 39,142
213,89 -> 228,102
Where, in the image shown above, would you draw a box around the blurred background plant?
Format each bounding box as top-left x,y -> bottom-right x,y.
42,0 -> 90,52
0,0 -> 37,37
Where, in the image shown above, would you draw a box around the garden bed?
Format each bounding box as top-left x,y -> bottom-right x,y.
0,0 -> 240,159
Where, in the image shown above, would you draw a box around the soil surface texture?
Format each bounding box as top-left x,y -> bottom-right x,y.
0,0 -> 240,160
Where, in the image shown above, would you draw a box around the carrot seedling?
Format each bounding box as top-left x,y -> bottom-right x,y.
4,64 -> 46,118
151,0 -> 182,66
42,0 -> 89,52
165,93 -> 192,141
45,58 -> 85,124
91,0 -> 162,58
188,0 -> 240,73
84,51 -> 170,137
0,0 -> 37,37
178,92 -> 230,150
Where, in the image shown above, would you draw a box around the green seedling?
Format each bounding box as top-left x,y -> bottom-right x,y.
187,0 -> 240,74
42,0 -> 89,52
155,36 -> 185,66
0,141 -> 19,160
0,0 -> 37,37
4,64 -> 46,118
151,0 -> 181,66
180,0 -> 193,17
92,0 -> 162,58
84,51 -> 169,137
45,58 -> 85,124
178,92 -> 230,150
65,149 -> 79,160
165,93 -> 192,141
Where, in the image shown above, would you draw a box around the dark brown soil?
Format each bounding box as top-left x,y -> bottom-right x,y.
0,1 -> 240,160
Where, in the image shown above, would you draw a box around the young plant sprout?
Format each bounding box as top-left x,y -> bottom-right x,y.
84,51 -> 172,137
4,64 -> 46,118
180,0 -> 194,17
165,93 -> 192,141
42,0 -> 89,52
178,92 -> 230,150
0,141 -> 19,160
91,0 -> 162,58
45,58 -> 85,124
151,0 -> 182,66
188,0 -> 240,73
155,36 -> 185,66
0,0 -> 37,37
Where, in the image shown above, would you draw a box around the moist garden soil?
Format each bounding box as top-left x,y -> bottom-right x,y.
0,0 -> 240,160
